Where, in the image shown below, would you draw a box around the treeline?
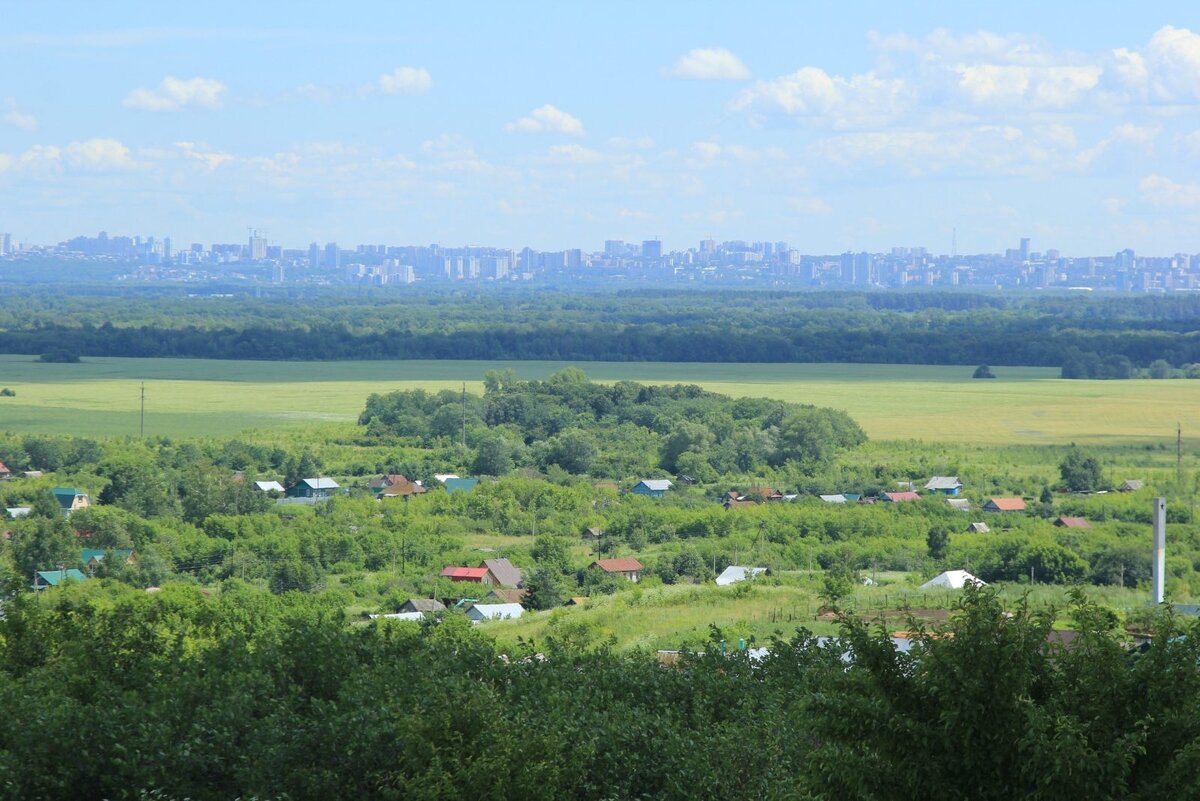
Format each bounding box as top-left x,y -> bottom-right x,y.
359,370 -> 867,479
1,288 -> 1199,366
2,583 -> 1199,800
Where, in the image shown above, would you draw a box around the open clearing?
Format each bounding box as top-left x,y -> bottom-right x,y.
0,355 -> 1195,444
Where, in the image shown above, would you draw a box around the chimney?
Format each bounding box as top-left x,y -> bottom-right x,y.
1152,497 -> 1166,605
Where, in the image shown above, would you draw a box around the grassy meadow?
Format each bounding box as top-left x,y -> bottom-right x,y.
0,354 -> 1196,445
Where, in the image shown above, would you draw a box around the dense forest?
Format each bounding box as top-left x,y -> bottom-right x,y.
2,583 -> 1199,800
1,287 -> 1199,369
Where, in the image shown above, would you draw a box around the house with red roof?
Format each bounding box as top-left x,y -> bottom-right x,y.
440,566 -> 498,585
591,557 -> 644,582
984,497 -> 1027,512
0,461 -> 11,480
882,491 -> 921,503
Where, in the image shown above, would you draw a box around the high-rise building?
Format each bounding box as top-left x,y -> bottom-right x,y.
249,231 -> 268,261
1019,237 -> 1030,262
0,233 -> 10,256
308,243 -> 321,269
162,237 -> 172,261
324,242 -> 339,270
604,240 -> 625,257
641,239 -> 662,259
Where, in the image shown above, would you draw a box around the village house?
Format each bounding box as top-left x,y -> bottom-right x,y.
398,598 -> 446,614
582,526 -> 604,541
631,479 -> 672,498
51,487 -> 90,516
984,497 -> 1027,513
253,480 -> 285,493
882,491 -> 921,503
33,568 -> 89,589
481,588 -> 528,605
440,566 -> 498,585
1054,516 -> 1090,529
443,477 -> 480,494
286,478 -> 340,499
966,522 -> 991,534
924,476 -> 963,495
591,557 -> 644,582
0,461 -> 11,480
715,565 -> 768,586
479,558 -> 522,588
465,603 -> 524,623
81,548 -> 137,571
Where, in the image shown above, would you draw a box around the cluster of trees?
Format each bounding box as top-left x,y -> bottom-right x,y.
359,370 -> 868,479
2,287 -> 1199,367
2,582 -> 1199,799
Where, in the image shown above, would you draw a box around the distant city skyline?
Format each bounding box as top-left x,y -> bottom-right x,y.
3,2 -> 1200,252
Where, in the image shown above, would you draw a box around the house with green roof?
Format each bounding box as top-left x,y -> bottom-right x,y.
81,548 -> 136,570
33,569 -> 89,589
51,487 -> 90,516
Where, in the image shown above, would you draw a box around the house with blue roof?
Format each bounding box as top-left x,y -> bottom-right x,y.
632,479 -> 672,498
33,569 -> 89,589
51,487 -> 89,516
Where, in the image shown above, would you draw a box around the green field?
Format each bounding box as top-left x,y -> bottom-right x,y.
0,354 -> 1196,444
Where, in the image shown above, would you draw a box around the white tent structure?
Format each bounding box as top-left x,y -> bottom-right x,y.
920,570 -> 986,590
716,566 -> 768,586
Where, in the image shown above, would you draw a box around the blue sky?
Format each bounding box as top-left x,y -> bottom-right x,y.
2,1 -> 1200,254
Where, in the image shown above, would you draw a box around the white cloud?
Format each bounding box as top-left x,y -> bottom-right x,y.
175,141 -> 234,170
0,153 -> 13,173
123,76 -> 226,111
732,67 -> 906,128
665,47 -> 750,80
544,144 -> 603,164
691,141 -> 721,161
1140,173 -> 1200,207
505,104 -> 585,136
2,100 -> 37,131
65,138 -> 135,170
377,67 -> 432,95
954,64 -> 1101,107
1120,25 -> 1200,102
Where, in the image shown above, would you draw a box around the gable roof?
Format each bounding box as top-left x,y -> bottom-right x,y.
440,566 -> 491,580
985,496 -> 1026,511
966,522 -> 990,533
920,569 -> 986,590
819,494 -> 847,503
465,603 -> 524,621
6,507 -> 31,519
51,487 -> 86,508
299,477 -> 339,490
482,588 -> 528,604
0,461 -> 10,474
480,558 -> 522,587
1119,480 -> 1144,491
81,548 -> 134,563
35,568 -> 89,587
635,479 -> 673,492
925,476 -> 962,490
882,491 -> 921,502
368,611 -> 425,621
593,557 -> 643,573
399,598 -> 446,613
253,480 -> 285,493
1054,516 -> 1090,528
946,498 -> 972,511
715,565 -> 768,586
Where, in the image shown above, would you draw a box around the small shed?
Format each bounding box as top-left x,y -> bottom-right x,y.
632,479 -> 672,498
481,588 -> 528,604
965,522 -> 990,534
1119,480 -> 1144,492
1054,516 -> 1090,529
946,498 -> 972,512
253,480 -> 285,493
715,565 -> 768,586
882,491 -> 921,503
582,526 -> 604,541
465,603 -> 524,623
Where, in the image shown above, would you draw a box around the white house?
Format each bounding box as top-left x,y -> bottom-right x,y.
716,565 -> 768,586
465,603 -> 525,623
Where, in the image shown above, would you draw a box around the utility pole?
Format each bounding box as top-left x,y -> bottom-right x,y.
461,382 -> 467,450
140,382 -> 145,438
1177,422 -> 1183,486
